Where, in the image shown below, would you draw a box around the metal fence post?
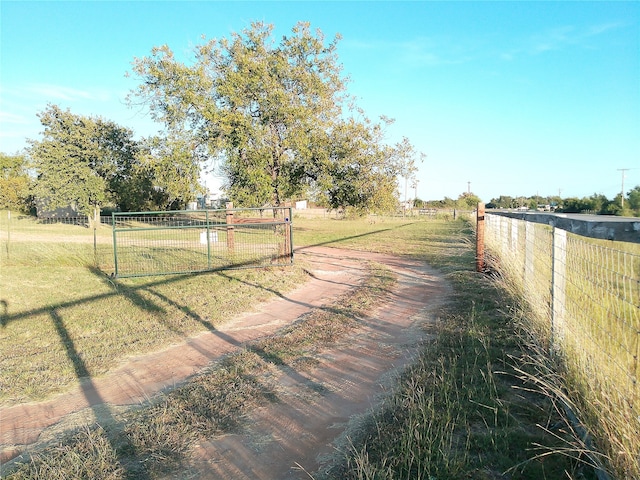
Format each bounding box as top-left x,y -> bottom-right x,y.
632,303 -> 639,415
112,212 -> 119,278
93,206 -> 99,267
551,227 -> 567,355
525,221 -> 535,288
476,203 -> 485,272
511,217 -> 518,253
226,202 -> 235,255
206,209 -> 211,269
287,207 -> 293,263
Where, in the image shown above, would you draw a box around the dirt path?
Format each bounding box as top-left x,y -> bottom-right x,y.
0,246 -> 450,477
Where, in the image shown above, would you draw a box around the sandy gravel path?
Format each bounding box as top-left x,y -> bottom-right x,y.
0,246 -> 450,477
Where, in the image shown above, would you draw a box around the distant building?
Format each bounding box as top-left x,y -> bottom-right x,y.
197,190 -> 224,209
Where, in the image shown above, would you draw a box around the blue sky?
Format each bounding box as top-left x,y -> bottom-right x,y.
1,1 -> 638,203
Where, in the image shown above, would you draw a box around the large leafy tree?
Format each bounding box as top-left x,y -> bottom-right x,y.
310,119 -> 418,214
29,105 -> 203,215
29,105 -> 139,217
133,135 -> 205,211
0,153 -> 33,212
130,21 -> 415,211
627,185 -> 640,216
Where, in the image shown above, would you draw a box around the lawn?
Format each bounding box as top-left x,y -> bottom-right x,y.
0,212 -> 307,405
1,212 -> 603,479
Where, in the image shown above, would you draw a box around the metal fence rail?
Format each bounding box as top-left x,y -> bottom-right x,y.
112,207 -> 293,278
484,213 -> 639,474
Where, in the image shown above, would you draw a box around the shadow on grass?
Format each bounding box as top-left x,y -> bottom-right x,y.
50,308 -> 152,479
0,218 -> 461,476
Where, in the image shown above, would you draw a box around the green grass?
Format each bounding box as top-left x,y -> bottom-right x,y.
484,218 -> 640,479
1,213 -> 601,479
4,248 -> 395,478
0,212 -> 306,405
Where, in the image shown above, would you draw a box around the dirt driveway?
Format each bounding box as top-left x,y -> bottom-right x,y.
0,246 -> 450,478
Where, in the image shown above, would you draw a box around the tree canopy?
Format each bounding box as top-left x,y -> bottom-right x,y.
29,105 -> 120,216
0,153 -> 32,212
133,135 -> 205,211
28,105 -> 203,215
486,189 -> 640,217
130,21 -> 416,212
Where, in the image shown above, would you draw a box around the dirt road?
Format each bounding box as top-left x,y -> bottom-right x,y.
1,246 -> 450,478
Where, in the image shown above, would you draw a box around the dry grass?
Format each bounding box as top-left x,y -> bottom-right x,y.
2,213 -> 614,479
4,255 -> 395,479
484,216 -> 640,478
318,270 -> 591,480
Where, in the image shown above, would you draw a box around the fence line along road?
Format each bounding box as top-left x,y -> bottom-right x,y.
490,210 -> 640,243
478,208 -> 639,477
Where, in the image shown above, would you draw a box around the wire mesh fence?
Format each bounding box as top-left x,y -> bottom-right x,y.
484,213 -> 640,476
35,215 -> 115,226
112,207 -> 293,278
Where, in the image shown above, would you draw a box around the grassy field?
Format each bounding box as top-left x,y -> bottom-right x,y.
483,216 -> 640,479
1,212 -> 604,479
0,212 -> 306,405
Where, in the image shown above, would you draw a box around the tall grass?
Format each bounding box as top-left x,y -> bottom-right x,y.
1,214 -> 603,479
483,215 -> 639,479
0,212 -> 307,405
4,251 -> 395,479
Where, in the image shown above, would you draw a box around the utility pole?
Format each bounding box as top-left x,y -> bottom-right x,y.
618,168 -> 629,208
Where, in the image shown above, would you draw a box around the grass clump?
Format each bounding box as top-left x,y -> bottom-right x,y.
3,258 -> 396,479
301,217 -> 600,480
7,426 -> 125,480
120,357 -> 271,475
2,215 -> 607,479
319,273 -> 594,479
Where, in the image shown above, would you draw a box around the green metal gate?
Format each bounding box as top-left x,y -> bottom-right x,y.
112,206 -> 293,278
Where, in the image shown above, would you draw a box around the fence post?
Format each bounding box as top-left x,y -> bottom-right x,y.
525,221 -> 535,289
112,212 -> 119,277
93,206 -> 99,267
551,227 -> 567,354
226,202 -> 235,255
206,209 -> 211,269
286,207 -> 293,263
476,203 -> 485,272
510,218 -> 518,253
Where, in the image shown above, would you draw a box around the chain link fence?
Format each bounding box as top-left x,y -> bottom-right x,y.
483,213 -> 639,476
112,207 -> 293,278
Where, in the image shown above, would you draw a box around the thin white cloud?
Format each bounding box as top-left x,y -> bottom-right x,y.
531,25 -> 576,54
27,83 -> 111,102
499,20 -> 627,61
346,36 -> 475,68
1,83 -> 113,103
587,21 -> 626,37
0,111 -> 29,125
529,21 -> 627,55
